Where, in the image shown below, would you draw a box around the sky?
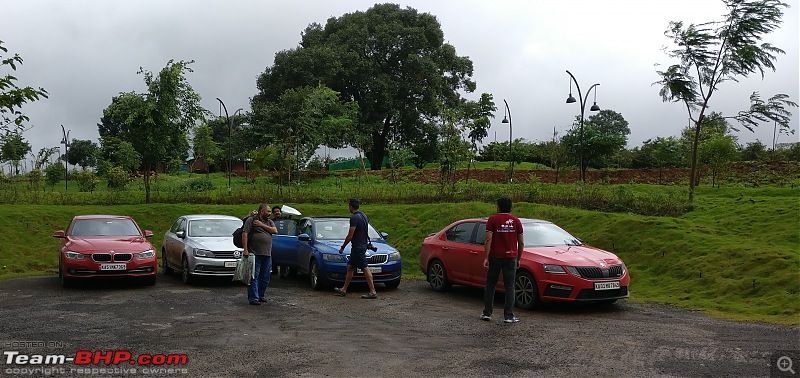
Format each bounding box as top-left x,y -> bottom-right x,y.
2,0 -> 798,163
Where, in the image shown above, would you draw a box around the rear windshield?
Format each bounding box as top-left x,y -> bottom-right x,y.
70,219 -> 141,237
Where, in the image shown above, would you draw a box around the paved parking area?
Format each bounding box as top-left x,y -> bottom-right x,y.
0,274 -> 798,377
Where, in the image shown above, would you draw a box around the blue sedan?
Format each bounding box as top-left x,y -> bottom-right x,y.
271,216 -> 402,290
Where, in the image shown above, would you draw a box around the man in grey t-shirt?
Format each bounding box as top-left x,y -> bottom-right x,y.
243,203 -> 277,305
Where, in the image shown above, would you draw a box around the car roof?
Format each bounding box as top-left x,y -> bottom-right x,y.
181,214 -> 242,221
73,215 -> 133,220
304,216 -> 350,220
455,217 -> 552,224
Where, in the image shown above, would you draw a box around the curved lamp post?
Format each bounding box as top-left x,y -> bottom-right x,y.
216,98 -> 243,193
565,70 -> 600,183
60,125 -> 70,191
501,99 -> 513,183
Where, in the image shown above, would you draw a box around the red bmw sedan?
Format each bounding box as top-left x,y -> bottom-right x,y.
419,218 -> 630,309
53,215 -> 157,287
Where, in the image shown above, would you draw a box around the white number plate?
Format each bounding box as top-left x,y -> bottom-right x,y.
100,264 -> 126,271
357,267 -> 382,274
594,281 -> 620,290
224,261 -> 237,268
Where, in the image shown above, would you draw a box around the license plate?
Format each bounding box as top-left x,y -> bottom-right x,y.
224,261 -> 237,268
357,267 -> 382,274
594,281 -> 620,290
100,264 -> 126,271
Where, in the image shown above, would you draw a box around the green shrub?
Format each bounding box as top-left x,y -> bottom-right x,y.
106,166 -> 131,190
75,170 -> 97,192
27,169 -> 42,191
44,164 -> 66,187
165,158 -> 183,175
180,177 -> 215,192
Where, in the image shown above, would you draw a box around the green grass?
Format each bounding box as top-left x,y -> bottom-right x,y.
0,184 -> 797,324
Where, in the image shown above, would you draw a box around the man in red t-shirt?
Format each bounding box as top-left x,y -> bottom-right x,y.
481,196 -> 524,323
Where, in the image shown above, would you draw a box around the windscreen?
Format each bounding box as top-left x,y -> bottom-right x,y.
69,219 -> 141,237
188,219 -> 242,237
522,222 -> 582,247
314,219 -> 380,240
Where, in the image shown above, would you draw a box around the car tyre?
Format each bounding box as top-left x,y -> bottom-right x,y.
161,249 -> 174,275
279,266 -> 297,279
514,270 -> 540,310
309,260 -> 326,290
59,258 -> 74,288
181,255 -> 194,285
143,274 -> 157,286
427,260 -> 451,292
384,279 -> 401,290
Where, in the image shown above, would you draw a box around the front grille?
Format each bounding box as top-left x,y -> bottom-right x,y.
92,254 -> 112,262
574,286 -> 628,301
345,254 -> 388,264
194,265 -> 236,273
211,251 -> 237,259
367,255 -> 388,264
113,254 -> 132,262
574,264 -> 624,280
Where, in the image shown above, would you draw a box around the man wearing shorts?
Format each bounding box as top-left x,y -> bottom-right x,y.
334,198 -> 378,299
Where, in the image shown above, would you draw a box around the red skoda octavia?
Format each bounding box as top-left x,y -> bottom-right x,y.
419,218 -> 630,309
53,215 -> 158,287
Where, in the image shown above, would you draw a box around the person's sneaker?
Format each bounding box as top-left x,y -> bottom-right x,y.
504,317 -> 520,323
334,287 -> 347,297
361,293 -> 378,299
249,301 -> 261,306
258,298 -> 267,303
480,314 -> 491,321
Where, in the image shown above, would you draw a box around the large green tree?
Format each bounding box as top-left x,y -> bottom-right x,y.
1,40 -> 48,133
561,109 -> 630,172
98,60 -> 205,202
655,0 -> 797,201
191,123 -> 220,176
0,130 -> 31,175
252,3 -> 484,170
64,139 -> 98,169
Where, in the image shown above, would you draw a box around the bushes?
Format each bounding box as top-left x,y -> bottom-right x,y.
106,166 -> 131,190
75,170 -> 97,192
179,177 -> 215,192
44,163 -> 66,187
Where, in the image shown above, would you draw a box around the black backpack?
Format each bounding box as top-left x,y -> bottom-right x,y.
232,215 -> 256,248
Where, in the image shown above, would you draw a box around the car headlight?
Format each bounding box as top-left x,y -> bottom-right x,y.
137,250 -> 155,259
388,252 -> 401,261
64,251 -> 86,260
566,266 -> 581,277
194,249 -> 215,258
543,264 -> 567,274
322,254 -> 346,262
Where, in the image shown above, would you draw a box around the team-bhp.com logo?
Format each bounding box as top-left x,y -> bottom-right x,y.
4,350 -> 189,375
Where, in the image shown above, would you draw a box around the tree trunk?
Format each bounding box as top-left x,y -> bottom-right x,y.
688,116 -> 703,203
144,165 -> 151,204
367,116 -> 391,171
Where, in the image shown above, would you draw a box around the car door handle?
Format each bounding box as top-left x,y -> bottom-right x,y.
442,247 -> 449,251
470,251 -> 478,254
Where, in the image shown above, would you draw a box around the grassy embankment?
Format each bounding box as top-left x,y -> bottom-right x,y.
0,185 -> 797,324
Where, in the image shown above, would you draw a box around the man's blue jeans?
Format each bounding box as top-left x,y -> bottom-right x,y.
483,257 -> 517,320
247,255 -> 272,303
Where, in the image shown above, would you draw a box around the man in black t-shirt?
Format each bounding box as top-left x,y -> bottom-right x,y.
334,198 -> 377,299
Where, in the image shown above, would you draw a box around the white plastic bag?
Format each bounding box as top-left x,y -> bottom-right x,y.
233,254 -> 255,285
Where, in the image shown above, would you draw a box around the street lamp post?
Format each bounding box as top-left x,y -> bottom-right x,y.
565,70 -> 600,183
216,98 -> 243,193
501,99 -> 513,183
60,125 -> 70,191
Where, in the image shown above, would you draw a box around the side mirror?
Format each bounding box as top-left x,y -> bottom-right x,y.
175,230 -> 185,239
298,233 -> 311,242
144,230 -> 154,238
380,232 -> 389,239
52,230 -> 66,238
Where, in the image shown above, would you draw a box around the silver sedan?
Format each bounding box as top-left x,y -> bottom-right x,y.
162,214 -> 243,284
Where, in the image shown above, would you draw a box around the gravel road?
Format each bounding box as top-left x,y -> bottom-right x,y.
0,274 -> 797,378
